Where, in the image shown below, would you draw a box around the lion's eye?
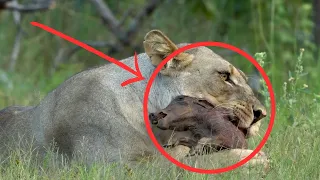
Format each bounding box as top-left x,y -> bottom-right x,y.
220,73 -> 228,81
219,72 -> 235,85
219,72 -> 230,81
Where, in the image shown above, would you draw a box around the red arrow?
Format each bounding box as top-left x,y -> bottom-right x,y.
30,22 -> 145,87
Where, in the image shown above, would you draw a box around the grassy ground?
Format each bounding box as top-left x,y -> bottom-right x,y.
0,121 -> 319,180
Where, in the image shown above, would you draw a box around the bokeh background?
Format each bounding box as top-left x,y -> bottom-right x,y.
0,0 -> 319,130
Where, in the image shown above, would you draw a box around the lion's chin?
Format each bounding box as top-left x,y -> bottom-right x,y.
245,121 -> 261,138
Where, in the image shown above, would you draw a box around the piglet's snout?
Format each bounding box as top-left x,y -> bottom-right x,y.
149,113 -> 158,124
149,112 -> 167,125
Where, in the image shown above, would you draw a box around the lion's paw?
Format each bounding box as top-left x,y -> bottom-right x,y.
230,149 -> 269,169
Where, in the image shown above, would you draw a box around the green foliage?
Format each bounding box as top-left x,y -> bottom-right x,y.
250,0 -> 315,91
279,48 -> 320,128
255,52 -> 270,109
185,0 -> 220,19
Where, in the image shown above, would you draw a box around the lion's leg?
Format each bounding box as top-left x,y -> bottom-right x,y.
179,148 -> 269,169
165,145 -> 191,160
71,136 -> 105,165
203,149 -> 269,168
70,129 -> 120,166
148,145 -> 269,168
228,149 -> 269,168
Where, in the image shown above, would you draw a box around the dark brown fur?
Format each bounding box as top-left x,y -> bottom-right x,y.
149,95 -> 248,154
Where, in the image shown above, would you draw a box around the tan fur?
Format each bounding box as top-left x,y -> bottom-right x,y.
0,29 -> 268,168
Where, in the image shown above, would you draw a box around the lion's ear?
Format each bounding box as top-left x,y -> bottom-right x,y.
237,68 -> 248,82
143,30 -> 194,75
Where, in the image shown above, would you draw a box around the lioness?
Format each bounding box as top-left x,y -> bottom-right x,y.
0,30 -> 267,166
149,95 -> 248,155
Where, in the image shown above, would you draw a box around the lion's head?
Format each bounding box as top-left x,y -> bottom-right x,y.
144,30 -> 266,138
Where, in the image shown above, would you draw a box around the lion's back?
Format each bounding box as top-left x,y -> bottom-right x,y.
0,106 -> 33,127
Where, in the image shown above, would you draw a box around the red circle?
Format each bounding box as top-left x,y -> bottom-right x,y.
143,42 -> 276,174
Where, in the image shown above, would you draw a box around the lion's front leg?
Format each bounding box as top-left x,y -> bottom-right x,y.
179,148 -> 269,170
226,149 -> 269,169
165,145 -> 191,160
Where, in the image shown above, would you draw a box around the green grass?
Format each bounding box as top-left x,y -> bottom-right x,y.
0,122 -> 319,179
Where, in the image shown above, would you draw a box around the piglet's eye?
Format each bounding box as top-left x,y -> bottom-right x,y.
176,96 -> 185,101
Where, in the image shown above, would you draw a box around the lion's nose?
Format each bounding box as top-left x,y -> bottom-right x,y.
252,106 -> 267,124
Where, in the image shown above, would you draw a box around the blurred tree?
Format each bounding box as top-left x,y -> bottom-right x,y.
313,0 -> 320,61
1,0 -> 55,72
0,0 -> 54,12
52,0 -> 163,71
0,0 -> 317,109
